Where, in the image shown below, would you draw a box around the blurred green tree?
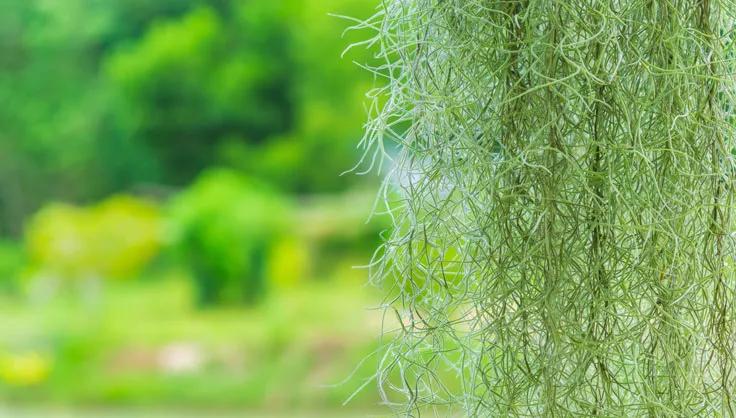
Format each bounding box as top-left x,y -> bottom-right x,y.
219,0 -> 377,193
0,0 -> 377,235
0,0 -> 213,234
106,4 -> 293,185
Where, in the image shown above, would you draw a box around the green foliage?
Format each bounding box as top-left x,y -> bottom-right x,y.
168,169 -> 292,305
297,191 -> 390,279
0,351 -> 51,387
25,196 -> 162,281
363,0 -> 736,416
0,241 -> 24,291
107,5 -> 292,185
0,0 -> 387,413
280,0 -> 377,192
0,0 -> 377,235
211,0 -> 380,193
0,0 -> 208,235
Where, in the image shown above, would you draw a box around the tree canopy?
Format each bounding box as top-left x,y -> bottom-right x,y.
0,0 -> 376,235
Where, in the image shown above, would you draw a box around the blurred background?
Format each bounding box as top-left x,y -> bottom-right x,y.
0,0 -> 388,416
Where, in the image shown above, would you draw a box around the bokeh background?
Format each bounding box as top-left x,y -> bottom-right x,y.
0,1 -> 388,416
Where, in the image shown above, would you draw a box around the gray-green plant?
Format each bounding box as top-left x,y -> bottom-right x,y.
356,0 -> 736,415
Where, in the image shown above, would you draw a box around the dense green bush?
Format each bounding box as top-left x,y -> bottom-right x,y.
168,169 -> 294,306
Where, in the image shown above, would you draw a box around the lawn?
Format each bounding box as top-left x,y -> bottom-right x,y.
0,273 -> 386,416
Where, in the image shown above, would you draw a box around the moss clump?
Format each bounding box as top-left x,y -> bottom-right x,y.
357,0 -> 736,416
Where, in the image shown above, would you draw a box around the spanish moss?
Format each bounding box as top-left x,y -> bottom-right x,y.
357,0 -> 736,415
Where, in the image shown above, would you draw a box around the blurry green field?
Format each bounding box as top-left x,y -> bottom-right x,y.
0,407 -> 385,418
0,1 -> 392,416
0,274 -> 385,416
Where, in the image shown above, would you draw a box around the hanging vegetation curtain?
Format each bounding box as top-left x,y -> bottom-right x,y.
359,0 -> 736,415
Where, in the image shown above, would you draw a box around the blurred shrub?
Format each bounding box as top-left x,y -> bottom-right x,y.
0,351 -> 51,387
265,236 -> 310,290
168,168 -> 299,306
91,196 -> 162,278
296,191 -> 389,279
25,195 -> 162,281
0,241 -> 24,291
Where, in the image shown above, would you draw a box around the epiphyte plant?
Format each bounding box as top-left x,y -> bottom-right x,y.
356,0 -> 736,416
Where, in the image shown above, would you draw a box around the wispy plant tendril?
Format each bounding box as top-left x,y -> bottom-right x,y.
353,0 -> 736,416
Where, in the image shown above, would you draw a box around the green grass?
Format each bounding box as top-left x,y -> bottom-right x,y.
0,407 -> 385,418
0,273 -> 385,415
